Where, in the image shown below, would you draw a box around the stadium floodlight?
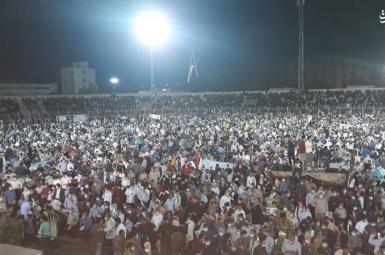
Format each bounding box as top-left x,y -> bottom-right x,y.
110,77 -> 119,85
134,11 -> 170,46
109,76 -> 119,93
134,11 -> 171,91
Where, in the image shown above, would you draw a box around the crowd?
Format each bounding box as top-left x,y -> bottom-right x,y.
3,89 -> 385,121
1,91 -> 385,255
0,98 -> 19,119
42,96 -> 138,115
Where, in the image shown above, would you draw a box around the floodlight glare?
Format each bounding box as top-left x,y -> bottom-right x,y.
110,77 -> 119,84
134,11 -> 170,46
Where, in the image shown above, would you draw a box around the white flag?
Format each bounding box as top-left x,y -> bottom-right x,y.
187,50 -> 199,84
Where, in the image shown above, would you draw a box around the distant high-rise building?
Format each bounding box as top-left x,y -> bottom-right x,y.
59,61 -> 97,94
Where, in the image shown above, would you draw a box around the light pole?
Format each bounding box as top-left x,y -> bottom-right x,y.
134,11 -> 171,92
297,0 -> 305,91
150,46 -> 154,91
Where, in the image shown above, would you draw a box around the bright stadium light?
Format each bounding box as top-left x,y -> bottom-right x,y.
134,11 -> 170,46
110,77 -> 119,85
134,11 -> 171,91
109,76 -> 119,94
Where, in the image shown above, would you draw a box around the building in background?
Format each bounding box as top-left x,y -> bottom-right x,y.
59,61 -> 97,94
0,83 -> 57,96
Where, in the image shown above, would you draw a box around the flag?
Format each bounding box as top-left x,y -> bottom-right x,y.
187,50 -> 199,84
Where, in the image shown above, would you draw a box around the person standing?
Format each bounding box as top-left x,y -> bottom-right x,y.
104,213 -> 116,246
113,230 -> 126,255
282,233 -> 302,255
158,217 -> 173,255
253,233 -> 268,255
38,216 -> 51,252
79,212 -> 92,241
89,216 -> 104,255
297,136 -> 306,171
5,186 -> 16,209
314,193 -> 328,220
305,136 -> 313,171
287,136 -> 296,168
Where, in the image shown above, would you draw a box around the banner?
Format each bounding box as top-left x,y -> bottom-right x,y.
199,159 -> 234,170
149,114 -> 161,120
56,114 -> 88,123
73,114 -> 87,122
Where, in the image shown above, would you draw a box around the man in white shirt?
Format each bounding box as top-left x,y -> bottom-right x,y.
246,173 -> 256,188
103,187 -> 113,204
125,185 -> 137,204
137,186 -> 151,204
151,210 -> 164,231
114,218 -> 126,238
104,213 -> 116,240
296,204 -> 312,222
220,191 -> 232,212
282,234 -> 302,255
355,217 -> 368,234
306,189 -> 316,215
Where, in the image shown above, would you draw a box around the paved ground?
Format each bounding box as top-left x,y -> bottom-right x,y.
0,243 -> 43,255
11,237 -> 97,255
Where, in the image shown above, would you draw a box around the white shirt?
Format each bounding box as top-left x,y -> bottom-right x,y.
103,190 -> 112,204
211,186 -> 220,196
151,212 -> 163,231
104,218 -> 116,240
355,220 -> 368,234
220,195 -> 232,212
305,140 -> 313,153
246,176 -> 256,188
114,223 -> 126,238
67,161 -> 74,171
125,187 -> 136,204
137,188 -> 150,203
306,191 -> 316,207
121,178 -> 130,188
233,208 -> 246,221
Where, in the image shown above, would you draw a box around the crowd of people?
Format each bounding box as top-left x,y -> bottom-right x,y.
1,90 -> 385,255
3,89 -> 385,121
42,96 -> 138,116
0,98 -> 19,119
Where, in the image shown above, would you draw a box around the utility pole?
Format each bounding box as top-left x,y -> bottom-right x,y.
297,0 -> 305,90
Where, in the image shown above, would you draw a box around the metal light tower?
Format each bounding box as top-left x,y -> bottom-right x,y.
297,0 -> 305,90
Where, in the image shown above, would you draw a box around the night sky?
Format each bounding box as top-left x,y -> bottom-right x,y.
0,0 -> 385,92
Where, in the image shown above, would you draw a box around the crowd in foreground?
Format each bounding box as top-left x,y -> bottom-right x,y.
2,91 -> 385,255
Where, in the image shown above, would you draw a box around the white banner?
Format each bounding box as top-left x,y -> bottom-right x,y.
149,114 -> 161,120
56,114 -> 88,123
73,114 -> 87,122
199,159 -> 234,170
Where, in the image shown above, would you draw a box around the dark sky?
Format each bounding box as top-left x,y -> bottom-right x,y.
0,0 -> 385,92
